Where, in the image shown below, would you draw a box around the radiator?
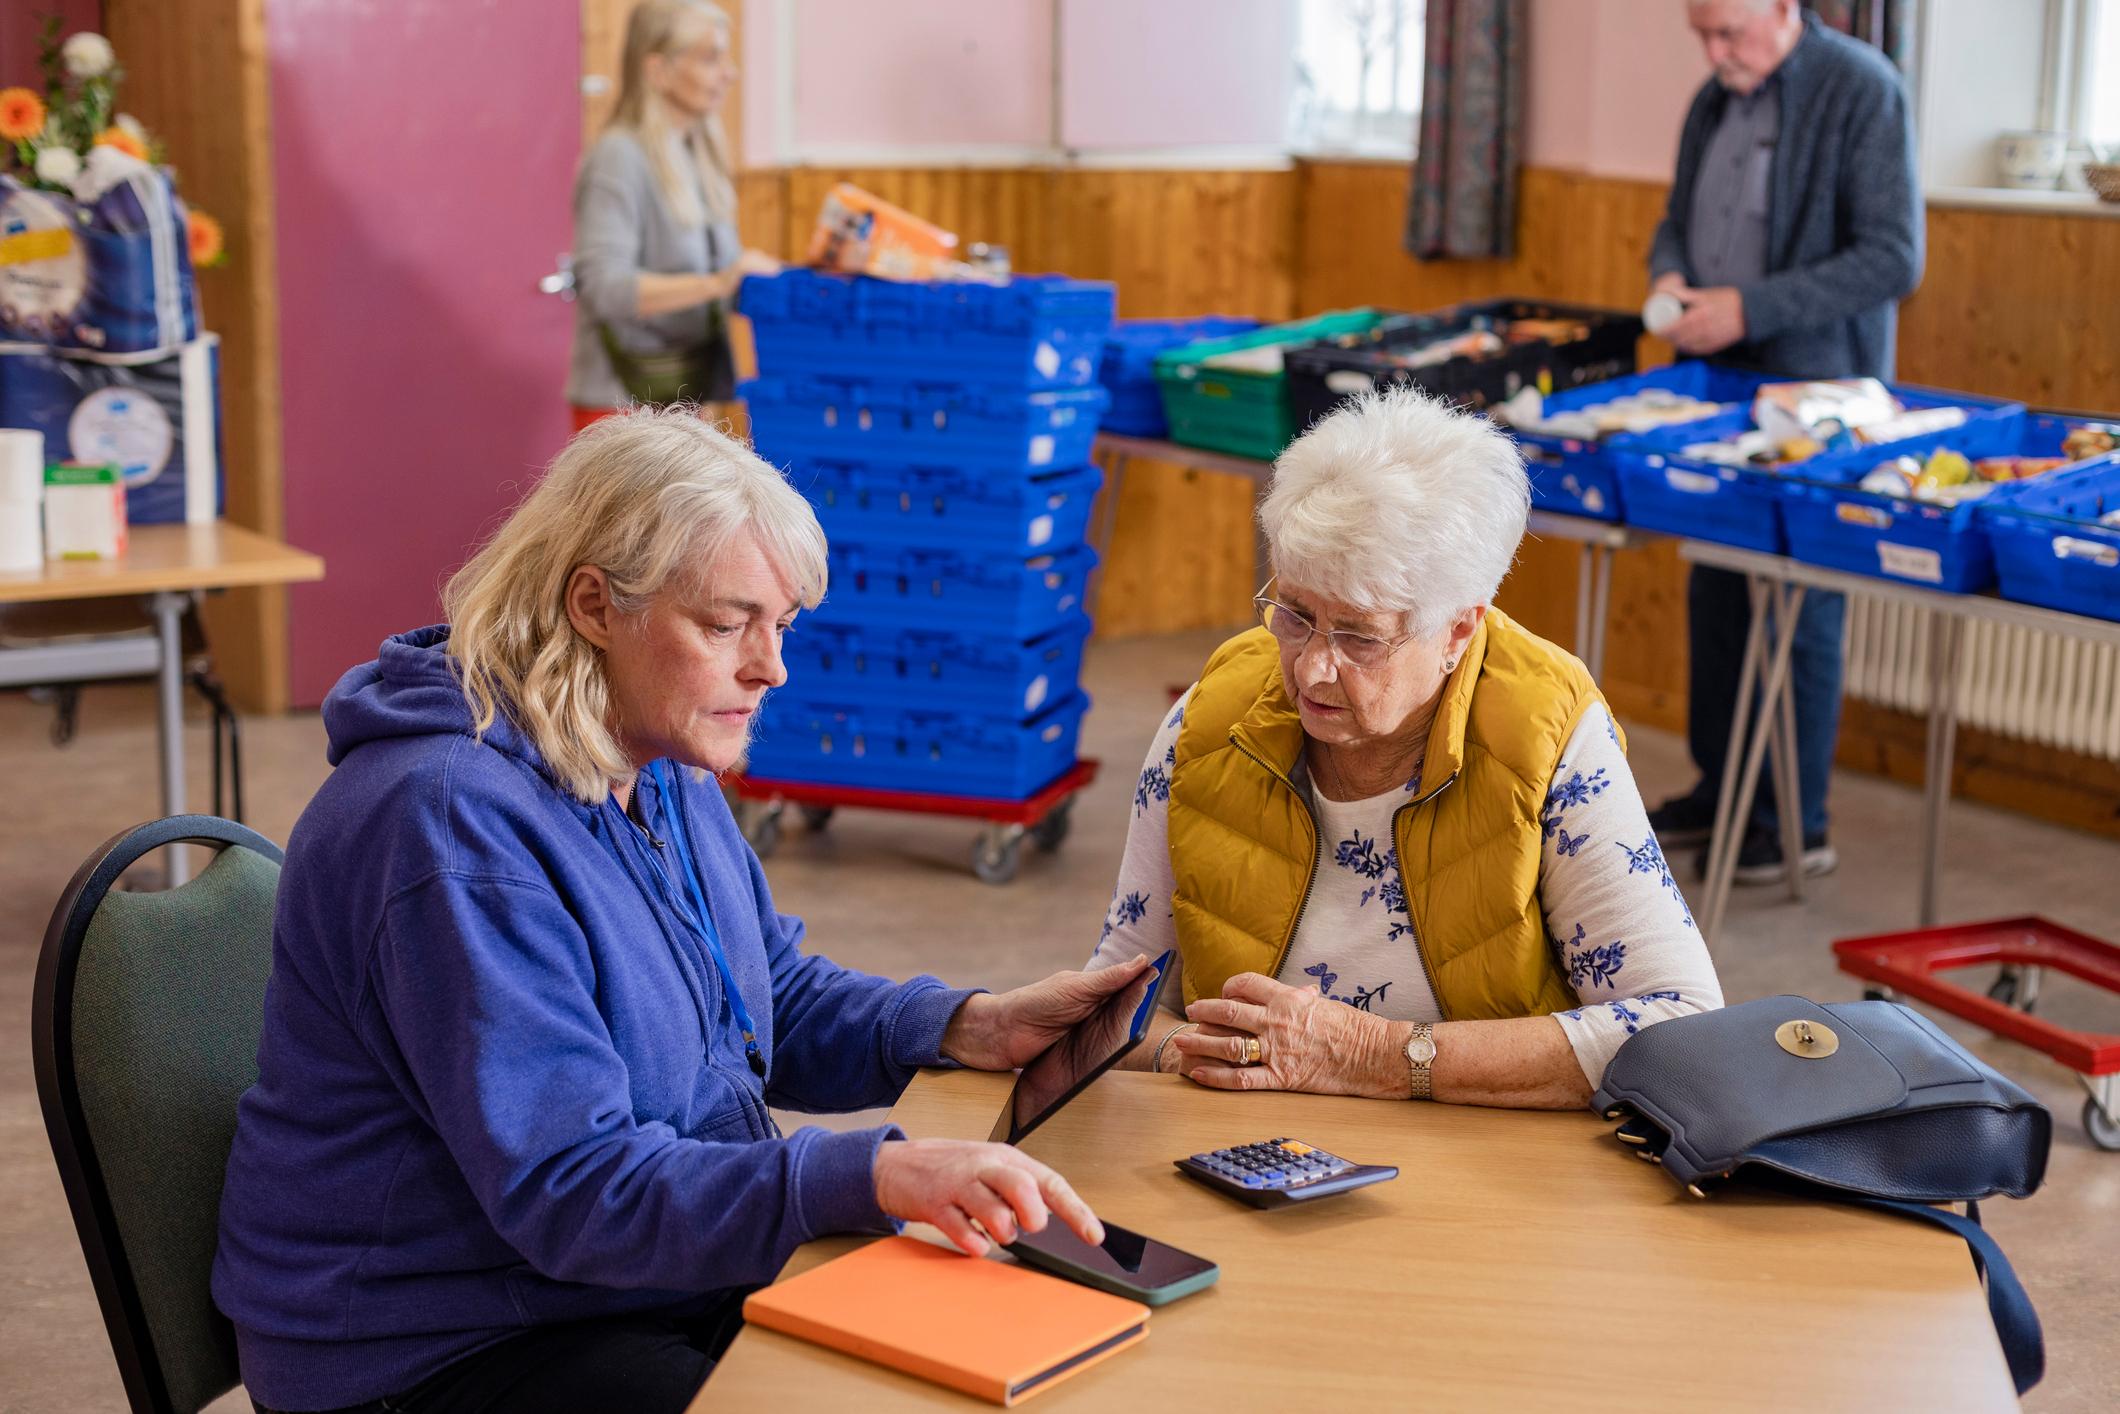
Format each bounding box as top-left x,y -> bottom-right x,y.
1842,596 -> 2120,763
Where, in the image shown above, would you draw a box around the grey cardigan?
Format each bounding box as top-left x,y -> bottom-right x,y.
1649,13 -> 1921,379
567,129 -> 740,407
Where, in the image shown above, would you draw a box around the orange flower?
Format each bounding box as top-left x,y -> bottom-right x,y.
94,126 -> 149,160
0,88 -> 46,143
187,210 -> 226,268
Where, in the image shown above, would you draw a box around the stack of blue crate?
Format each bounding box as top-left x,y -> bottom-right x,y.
737,269 -> 1117,801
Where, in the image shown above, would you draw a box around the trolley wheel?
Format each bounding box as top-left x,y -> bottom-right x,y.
741,803 -> 785,859
971,828 -> 1025,885
1987,970 -> 2036,1013
2086,1098 -> 2120,1153
799,805 -> 836,832
1030,798 -> 1075,852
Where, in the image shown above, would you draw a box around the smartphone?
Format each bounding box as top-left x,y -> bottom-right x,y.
1005,1218 -> 1219,1306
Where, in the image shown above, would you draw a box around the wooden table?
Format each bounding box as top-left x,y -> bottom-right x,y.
698,1069 -> 2014,1411
1092,434 -> 1657,680
0,523 -> 324,882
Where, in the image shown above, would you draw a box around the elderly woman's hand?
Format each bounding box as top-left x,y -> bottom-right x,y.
1173,973 -> 1408,1098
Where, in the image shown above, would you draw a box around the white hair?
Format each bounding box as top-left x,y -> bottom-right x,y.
444,405 -> 826,803
1259,384 -> 1528,639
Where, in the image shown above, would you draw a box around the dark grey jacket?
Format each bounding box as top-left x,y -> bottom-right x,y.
1650,13 -> 1921,379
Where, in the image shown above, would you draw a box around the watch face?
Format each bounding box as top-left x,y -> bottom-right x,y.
1408,1035 -> 1438,1065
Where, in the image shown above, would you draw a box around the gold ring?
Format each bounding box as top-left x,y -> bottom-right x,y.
1240,1036 -> 1263,1066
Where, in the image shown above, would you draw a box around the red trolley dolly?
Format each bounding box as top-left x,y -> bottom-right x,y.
1834,916 -> 2120,1150
725,759 -> 1100,886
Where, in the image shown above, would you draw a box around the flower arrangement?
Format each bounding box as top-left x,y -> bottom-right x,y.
1,18 -> 225,269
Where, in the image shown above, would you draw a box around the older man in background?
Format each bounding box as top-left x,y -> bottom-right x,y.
1645,0 -> 1921,883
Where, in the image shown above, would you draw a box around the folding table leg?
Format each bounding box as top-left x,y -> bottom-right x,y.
1919,611 -> 1965,929
1703,580 -> 1807,940
1772,583 -> 1806,902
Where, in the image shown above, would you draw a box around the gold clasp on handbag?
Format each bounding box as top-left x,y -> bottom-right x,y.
1775,1018 -> 1840,1059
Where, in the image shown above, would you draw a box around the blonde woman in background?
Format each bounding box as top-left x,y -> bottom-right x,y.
568,0 -> 779,432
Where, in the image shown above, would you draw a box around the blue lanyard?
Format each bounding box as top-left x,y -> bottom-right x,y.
646,760 -> 766,1078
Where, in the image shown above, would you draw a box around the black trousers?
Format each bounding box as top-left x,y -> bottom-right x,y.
254,1298 -> 749,1414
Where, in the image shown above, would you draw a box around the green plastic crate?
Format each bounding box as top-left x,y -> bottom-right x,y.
1153,309 -> 1385,460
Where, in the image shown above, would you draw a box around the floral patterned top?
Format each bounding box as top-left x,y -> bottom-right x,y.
1089,690 -> 1722,1087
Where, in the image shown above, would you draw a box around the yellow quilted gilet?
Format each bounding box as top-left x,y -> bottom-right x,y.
1165,610 -> 1615,1017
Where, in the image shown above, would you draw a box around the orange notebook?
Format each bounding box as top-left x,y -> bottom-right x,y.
741,1235 -> 1149,1406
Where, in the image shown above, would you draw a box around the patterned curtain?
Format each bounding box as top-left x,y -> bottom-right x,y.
1805,0 -> 1912,67
1404,0 -> 1526,261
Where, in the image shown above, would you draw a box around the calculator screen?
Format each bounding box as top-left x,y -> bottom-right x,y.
991,949 -> 1175,1144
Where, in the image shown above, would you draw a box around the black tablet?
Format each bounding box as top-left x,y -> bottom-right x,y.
988,949 -> 1177,1145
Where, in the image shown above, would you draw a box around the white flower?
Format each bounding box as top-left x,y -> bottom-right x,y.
33,145 -> 82,186
61,32 -> 116,79
115,113 -> 147,143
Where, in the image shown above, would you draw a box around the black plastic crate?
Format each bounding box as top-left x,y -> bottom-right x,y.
1285,298 -> 1643,430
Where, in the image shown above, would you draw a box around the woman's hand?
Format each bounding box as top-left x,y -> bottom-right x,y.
872,1138 -> 1103,1258
1173,972 -> 1406,1098
942,955 -> 1156,1072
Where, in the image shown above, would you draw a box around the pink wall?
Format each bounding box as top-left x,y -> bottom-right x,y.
788,0 -> 1053,151
0,0 -> 102,95
271,0 -> 578,705
1059,0 -> 1293,151
1524,0 -> 1709,182
744,0 -> 1706,176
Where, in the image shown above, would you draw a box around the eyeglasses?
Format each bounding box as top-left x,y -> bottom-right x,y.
1254,581 -> 1417,670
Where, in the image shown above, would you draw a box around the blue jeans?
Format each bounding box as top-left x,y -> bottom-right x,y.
1683,565 -> 1846,840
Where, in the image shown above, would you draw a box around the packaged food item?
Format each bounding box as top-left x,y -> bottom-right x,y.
1754,378 -> 1898,444
805,183 -> 957,281
43,460 -> 127,559
2062,423 -> 2120,460
1499,387 -> 1729,441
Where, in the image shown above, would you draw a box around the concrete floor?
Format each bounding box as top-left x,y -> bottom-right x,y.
2,629 -> 2114,1412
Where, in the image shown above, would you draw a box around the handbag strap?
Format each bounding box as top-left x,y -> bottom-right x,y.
1855,1198 -> 2043,1396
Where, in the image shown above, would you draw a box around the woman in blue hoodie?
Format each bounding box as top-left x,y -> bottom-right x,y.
214,407 -> 1146,1414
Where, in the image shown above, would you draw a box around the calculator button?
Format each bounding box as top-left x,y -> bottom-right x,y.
1279,1141 -> 1313,1156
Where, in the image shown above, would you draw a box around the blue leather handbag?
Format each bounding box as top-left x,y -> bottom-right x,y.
1592,994 -> 2051,1395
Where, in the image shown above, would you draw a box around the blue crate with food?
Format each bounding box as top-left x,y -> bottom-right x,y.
789,460 -> 1101,555
1778,413 -> 2118,592
819,539 -> 1096,639
743,376 -> 1108,472
1098,316 -> 1262,436
739,268 -> 1116,390
1980,427 -> 2120,622
745,692 -> 1092,800
1611,378 -> 2024,552
1495,361 -> 1771,521
779,614 -> 1092,719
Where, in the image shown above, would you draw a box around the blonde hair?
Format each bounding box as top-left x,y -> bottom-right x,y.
605,0 -> 739,226
444,406 -> 827,803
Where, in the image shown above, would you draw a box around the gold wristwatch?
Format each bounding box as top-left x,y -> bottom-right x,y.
1403,1022 -> 1437,1100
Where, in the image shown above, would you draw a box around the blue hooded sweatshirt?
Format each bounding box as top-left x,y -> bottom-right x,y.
212,627 -> 974,1410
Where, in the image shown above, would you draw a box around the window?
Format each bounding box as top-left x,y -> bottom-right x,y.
1915,0 -> 2117,192
2076,0 -> 2120,149
1289,0 -> 1426,156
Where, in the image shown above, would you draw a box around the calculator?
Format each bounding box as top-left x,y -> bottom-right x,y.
1174,1137 -> 1399,1208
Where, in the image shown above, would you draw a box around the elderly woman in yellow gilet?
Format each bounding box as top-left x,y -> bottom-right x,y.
1089,386 -> 1722,1109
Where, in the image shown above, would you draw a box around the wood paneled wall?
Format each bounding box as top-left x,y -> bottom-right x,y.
749,167 -> 1300,321
106,0 -> 287,710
